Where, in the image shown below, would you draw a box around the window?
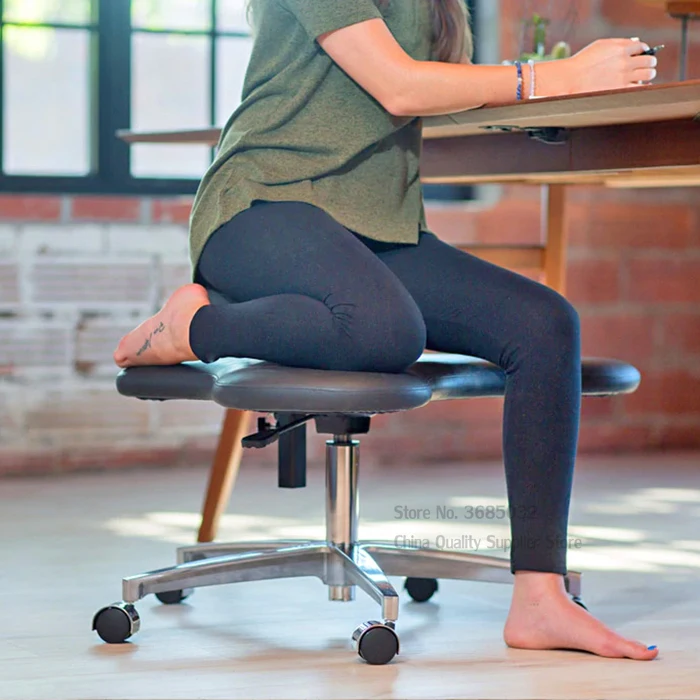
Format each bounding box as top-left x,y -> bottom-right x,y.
1,0 -> 93,179
0,0 -> 485,197
129,0 -> 252,180
0,0 -> 251,195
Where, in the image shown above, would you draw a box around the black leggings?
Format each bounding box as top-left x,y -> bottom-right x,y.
192,201 -> 582,575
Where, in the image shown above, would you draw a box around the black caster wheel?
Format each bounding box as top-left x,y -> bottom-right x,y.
572,596 -> 588,611
353,621 -> 400,665
92,603 -> 140,644
155,589 -> 193,605
404,577 -> 438,602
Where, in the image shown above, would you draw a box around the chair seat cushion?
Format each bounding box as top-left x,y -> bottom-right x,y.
116,354 -> 640,415
411,354 -> 641,400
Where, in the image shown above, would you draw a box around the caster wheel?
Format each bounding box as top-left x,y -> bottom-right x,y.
353,621 -> 399,665
155,589 -> 192,605
404,577 -> 438,602
92,603 -> 140,644
572,596 -> 588,611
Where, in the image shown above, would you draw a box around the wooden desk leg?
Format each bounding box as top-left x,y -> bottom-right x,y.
542,184 -> 569,296
197,409 -> 250,543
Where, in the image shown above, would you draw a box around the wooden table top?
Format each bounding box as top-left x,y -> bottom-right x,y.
422,80 -> 700,138
118,80 -> 700,189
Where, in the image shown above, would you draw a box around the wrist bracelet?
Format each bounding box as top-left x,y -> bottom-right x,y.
514,60 -> 524,101
528,59 -> 536,99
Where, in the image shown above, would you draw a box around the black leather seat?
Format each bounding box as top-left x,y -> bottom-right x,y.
116,353 -> 640,413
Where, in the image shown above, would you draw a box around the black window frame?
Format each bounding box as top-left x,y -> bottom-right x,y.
0,0 -> 477,199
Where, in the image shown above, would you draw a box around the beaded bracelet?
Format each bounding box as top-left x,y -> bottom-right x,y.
514,60 -> 524,101
528,59 -> 536,99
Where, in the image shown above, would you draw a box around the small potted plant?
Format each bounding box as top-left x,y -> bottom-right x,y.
504,13 -> 571,65
520,12 -> 572,62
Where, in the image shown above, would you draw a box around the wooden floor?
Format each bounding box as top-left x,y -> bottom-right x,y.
2,452 -> 700,700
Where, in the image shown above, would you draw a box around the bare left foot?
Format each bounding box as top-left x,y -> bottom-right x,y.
114,284 -> 210,368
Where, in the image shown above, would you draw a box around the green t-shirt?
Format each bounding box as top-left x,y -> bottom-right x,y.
189,0 -> 434,271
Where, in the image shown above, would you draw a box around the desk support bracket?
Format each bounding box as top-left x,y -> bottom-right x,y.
481,125 -> 569,145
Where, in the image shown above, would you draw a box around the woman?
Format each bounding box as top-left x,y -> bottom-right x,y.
115,0 -> 659,660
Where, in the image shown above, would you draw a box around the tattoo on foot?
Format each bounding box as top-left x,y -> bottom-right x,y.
136,338 -> 150,356
136,322 -> 166,357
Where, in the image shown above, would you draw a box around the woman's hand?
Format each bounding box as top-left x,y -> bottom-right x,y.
550,38 -> 658,96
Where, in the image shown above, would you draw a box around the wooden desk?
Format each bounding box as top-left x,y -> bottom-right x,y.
118,80 -> 700,542
120,80 -> 700,294
420,81 -> 700,291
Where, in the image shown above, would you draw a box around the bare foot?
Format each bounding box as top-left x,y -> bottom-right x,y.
504,572 -> 659,660
114,284 -> 210,368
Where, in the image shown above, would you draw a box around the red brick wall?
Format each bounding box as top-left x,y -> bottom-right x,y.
1,0 -> 699,475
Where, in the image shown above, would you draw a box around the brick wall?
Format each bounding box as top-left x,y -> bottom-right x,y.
0,195 -> 223,475
1,0 -> 699,475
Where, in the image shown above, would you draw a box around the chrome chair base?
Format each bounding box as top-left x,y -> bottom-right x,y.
93,435 -> 582,665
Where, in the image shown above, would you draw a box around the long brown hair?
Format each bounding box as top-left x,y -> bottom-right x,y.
378,0 -> 473,63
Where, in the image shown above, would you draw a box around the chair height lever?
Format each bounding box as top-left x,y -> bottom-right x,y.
241,415 -> 313,449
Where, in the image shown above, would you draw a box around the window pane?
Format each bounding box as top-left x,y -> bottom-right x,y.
2,0 -> 91,25
216,36 -> 254,125
217,0 -> 249,33
131,0 -> 211,31
131,33 -> 211,178
3,27 -> 90,176
132,144 -> 211,179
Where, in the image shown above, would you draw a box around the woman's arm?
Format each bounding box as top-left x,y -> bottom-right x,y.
318,19 -> 658,117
